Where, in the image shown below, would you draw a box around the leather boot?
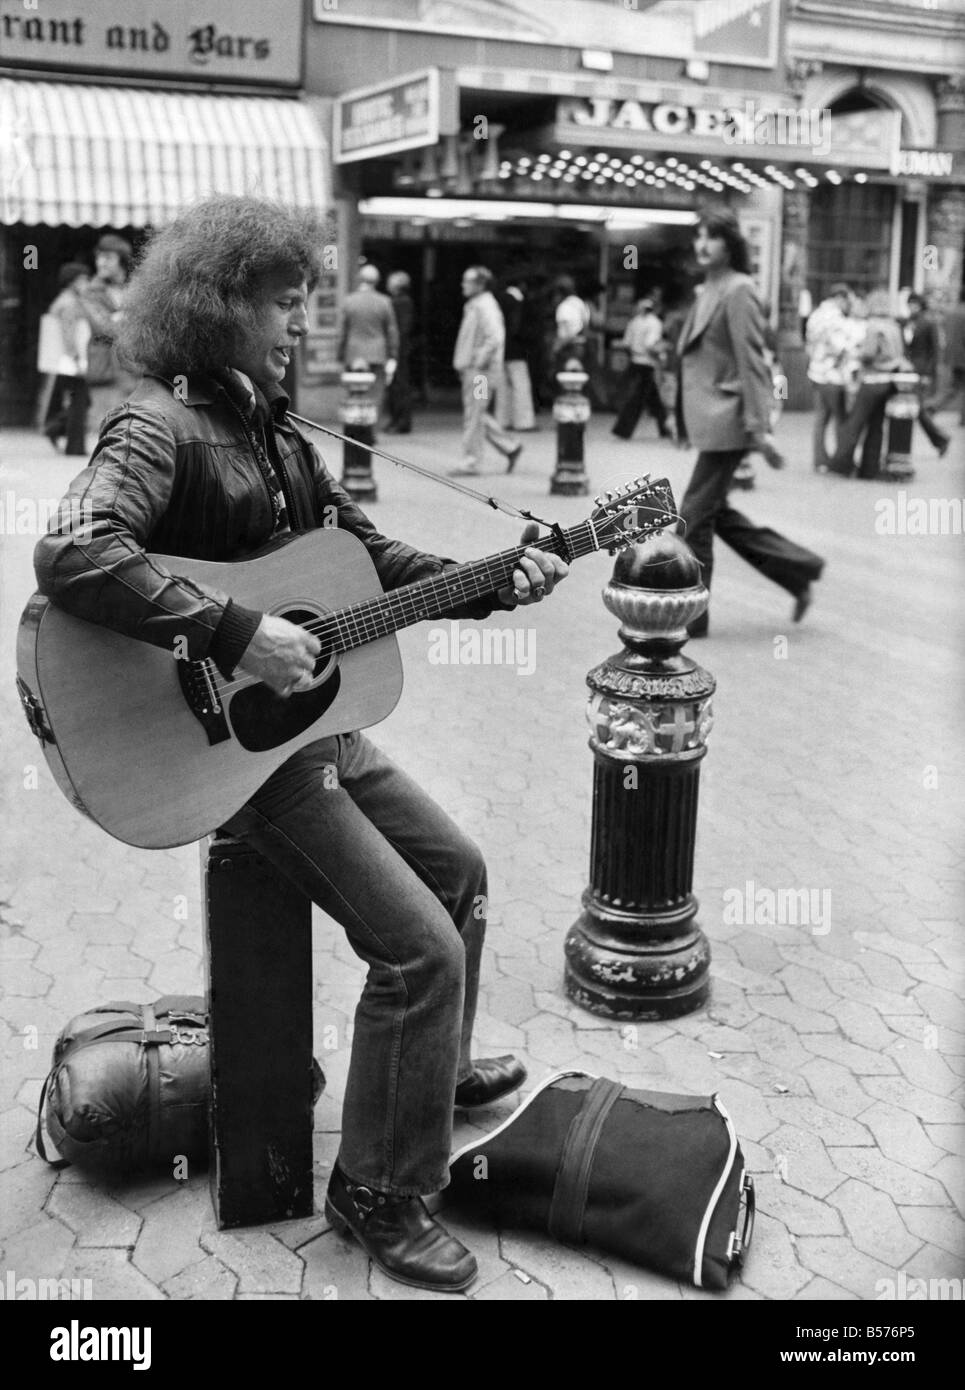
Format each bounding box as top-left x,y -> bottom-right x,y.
325,1163 -> 477,1293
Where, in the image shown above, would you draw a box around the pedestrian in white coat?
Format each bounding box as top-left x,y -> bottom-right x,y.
449,266 -> 522,476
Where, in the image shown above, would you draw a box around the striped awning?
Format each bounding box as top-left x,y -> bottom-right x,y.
0,79 -> 329,227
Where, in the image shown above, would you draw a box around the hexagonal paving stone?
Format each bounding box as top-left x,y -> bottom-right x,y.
59,1247 -> 165,1301
47,1183 -> 142,1248
754,1174 -> 844,1237
200,1229 -> 303,1294
300,1229 -> 374,1300
828,1178 -> 923,1266
924,1125 -> 965,1158
930,1153 -> 965,1218
471,1268 -> 548,1300
799,1059 -> 876,1119
829,1148 -> 949,1206
499,1229 -> 617,1301
132,1183 -> 214,1283
795,1276 -> 859,1299
0,1215 -> 76,1282
739,1211 -> 811,1299
886,1040 -> 960,1098
794,1236 -> 896,1299
761,1125 -> 843,1200
161,1257 -> 238,1300
800,1033 -> 899,1076
858,1101 -> 947,1172
0,1159 -> 61,1235
897,1206 -> 965,1261
860,1076 -> 965,1126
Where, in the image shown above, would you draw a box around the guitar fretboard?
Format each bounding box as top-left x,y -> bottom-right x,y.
314,510 -> 664,653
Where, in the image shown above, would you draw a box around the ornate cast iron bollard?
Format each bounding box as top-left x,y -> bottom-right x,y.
550,359 -> 591,497
564,533 -> 714,1019
880,372 -> 921,483
340,363 -> 378,503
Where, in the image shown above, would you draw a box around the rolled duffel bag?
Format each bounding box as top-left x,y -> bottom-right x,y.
37,996 -> 325,1175
448,1069 -> 754,1291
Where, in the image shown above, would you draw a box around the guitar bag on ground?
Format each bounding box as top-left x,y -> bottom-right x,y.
448,1069 -> 755,1291
36,996 -> 325,1175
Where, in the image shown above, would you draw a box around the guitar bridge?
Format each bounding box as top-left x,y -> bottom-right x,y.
178,659 -> 231,746
16,676 -> 55,745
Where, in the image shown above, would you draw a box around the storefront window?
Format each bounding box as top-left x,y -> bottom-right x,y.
809,181 -> 895,304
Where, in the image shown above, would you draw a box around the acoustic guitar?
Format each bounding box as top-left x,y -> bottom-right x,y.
16,477 -> 674,849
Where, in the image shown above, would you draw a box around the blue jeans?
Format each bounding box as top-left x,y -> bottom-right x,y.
220,732 -> 486,1196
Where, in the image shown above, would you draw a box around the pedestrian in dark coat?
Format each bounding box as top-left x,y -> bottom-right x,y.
928,297 -> 965,424
904,293 -> 949,456
676,209 -> 824,636
385,270 -> 414,433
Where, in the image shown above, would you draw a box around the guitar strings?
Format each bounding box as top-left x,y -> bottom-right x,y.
206,508 -> 682,700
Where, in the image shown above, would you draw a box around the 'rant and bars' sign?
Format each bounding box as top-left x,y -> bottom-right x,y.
0,0 -> 302,86
334,70 -> 448,164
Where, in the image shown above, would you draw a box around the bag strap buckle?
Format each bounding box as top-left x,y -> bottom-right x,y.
16,677 -> 55,745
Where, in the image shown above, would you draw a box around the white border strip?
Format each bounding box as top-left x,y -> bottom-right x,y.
450,1069 -> 595,1165
693,1095 -> 738,1288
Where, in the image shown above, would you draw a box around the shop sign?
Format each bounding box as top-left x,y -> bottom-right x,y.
315,1 -> 780,70
692,0 -> 780,69
335,70 -> 448,164
557,97 -> 900,168
890,148 -> 958,179
0,0 -> 302,85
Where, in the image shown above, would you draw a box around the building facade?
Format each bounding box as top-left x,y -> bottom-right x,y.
2,0 -> 963,425
0,0 -> 329,426
304,0 -> 965,414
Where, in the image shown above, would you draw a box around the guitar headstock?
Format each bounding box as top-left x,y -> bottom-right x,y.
589,476 -> 677,553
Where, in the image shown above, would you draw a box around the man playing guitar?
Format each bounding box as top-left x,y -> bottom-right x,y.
34,195 -> 567,1294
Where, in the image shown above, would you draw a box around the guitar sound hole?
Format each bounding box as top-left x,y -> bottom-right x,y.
228,606 -> 341,753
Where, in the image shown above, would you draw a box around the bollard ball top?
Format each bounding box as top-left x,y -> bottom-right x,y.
613,531 -> 701,592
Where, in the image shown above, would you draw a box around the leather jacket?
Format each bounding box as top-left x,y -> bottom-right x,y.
34,373 -> 505,678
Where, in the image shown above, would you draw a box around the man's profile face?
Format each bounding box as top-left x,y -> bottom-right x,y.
233,276 -> 309,389
462,272 -> 480,299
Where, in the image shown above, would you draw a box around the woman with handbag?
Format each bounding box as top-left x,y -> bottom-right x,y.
81,233 -> 135,428
40,262 -> 92,456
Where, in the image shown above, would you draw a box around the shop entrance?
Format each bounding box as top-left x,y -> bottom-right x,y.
360,214 -> 696,411
360,222 -> 602,407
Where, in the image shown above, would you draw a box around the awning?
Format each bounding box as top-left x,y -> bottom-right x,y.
0,79 -> 330,227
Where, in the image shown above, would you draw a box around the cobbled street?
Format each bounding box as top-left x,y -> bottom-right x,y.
1,407 -> 963,1301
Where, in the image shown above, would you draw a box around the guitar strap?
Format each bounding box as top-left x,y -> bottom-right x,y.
288,411 -> 561,531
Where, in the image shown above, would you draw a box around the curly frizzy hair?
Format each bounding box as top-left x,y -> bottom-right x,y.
117,195 -> 327,377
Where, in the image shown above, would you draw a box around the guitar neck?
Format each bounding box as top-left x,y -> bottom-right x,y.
325,523 -> 596,653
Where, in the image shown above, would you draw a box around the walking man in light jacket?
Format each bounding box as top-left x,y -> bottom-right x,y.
449,266 -> 522,476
